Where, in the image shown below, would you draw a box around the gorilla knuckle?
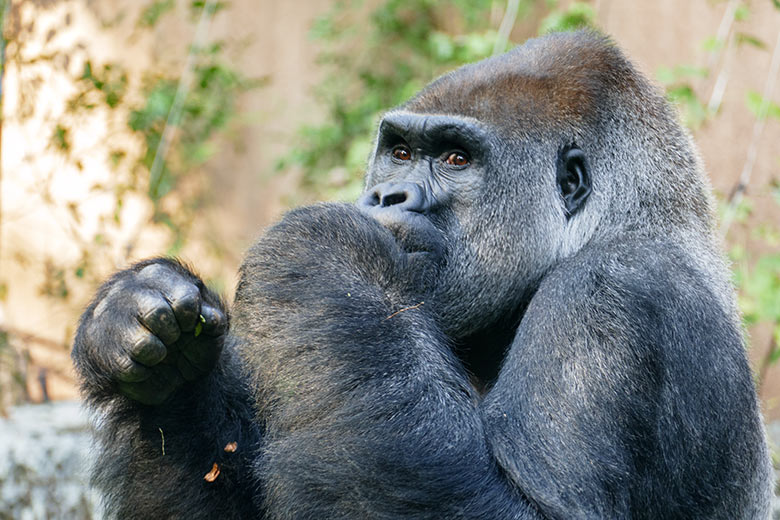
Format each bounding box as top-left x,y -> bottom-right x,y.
169,289 -> 201,332
136,261 -> 180,285
137,292 -> 180,343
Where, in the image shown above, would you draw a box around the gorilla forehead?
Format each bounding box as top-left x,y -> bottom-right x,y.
403,31 -> 639,132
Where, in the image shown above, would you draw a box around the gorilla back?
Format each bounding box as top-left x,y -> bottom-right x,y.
72,31 -> 773,519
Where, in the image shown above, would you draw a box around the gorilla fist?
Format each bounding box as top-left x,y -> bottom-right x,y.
72,259 -> 228,405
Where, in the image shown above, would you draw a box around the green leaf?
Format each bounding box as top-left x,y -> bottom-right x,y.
194,314 -> 205,337
665,83 -> 709,129
702,36 -> 724,53
190,1 -> 229,16
771,181 -> 780,207
745,91 -> 780,120
656,64 -> 708,85
82,61 -> 93,80
734,3 -> 750,21
51,124 -> 71,152
774,324 -> 780,350
735,32 -> 766,49
538,1 -> 596,35
139,0 -> 174,27
429,32 -> 455,61
769,344 -> 780,365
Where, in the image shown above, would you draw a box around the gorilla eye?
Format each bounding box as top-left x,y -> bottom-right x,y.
445,151 -> 469,167
391,145 -> 412,161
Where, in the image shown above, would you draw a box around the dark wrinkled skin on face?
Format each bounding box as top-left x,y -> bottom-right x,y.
72,31 -> 772,520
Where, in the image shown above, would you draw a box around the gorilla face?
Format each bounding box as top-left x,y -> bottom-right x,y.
358,108 -> 593,382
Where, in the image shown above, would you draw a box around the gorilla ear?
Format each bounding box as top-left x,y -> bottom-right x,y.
557,144 -> 591,218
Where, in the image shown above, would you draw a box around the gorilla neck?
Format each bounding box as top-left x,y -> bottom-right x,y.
452,302 -> 528,394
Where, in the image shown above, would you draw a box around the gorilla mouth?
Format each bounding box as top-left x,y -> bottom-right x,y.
370,209 -> 445,259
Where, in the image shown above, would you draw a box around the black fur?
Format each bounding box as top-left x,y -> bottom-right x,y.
72,31 -> 773,519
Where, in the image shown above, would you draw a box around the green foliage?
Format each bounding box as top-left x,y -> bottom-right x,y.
729,189 -> 780,380
538,1 -> 596,35
38,260 -> 69,300
735,249 -> 780,367
658,15 -> 771,132
80,62 -> 128,109
734,3 -> 751,22
702,35 -> 724,53
190,0 -> 229,15
745,91 -> 780,121
128,46 -> 259,204
722,196 -> 754,224
656,64 -> 709,84
737,255 -> 780,325
139,0 -> 175,27
656,65 -> 710,129
50,124 -> 71,152
735,32 -> 766,49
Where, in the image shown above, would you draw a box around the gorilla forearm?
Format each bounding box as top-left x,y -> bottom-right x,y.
90,348 -> 262,519
234,204 -> 536,518
72,260 -> 263,518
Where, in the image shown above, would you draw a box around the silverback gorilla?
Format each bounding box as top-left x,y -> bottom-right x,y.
72,31 -> 773,519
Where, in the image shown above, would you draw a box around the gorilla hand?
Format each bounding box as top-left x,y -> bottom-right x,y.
72,258 -> 228,406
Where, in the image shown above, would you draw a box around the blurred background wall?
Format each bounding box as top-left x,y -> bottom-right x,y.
0,0 -> 779,418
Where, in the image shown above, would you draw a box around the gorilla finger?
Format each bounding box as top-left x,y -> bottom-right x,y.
169,290 -> 200,333
200,304 -> 227,337
113,355 -> 153,383
181,338 -> 222,374
126,329 -> 167,366
137,263 -> 201,332
118,365 -> 182,405
136,290 -> 181,345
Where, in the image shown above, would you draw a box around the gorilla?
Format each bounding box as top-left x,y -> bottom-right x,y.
72,31 -> 773,519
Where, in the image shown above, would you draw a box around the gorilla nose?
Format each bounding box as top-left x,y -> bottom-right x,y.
357,182 -> 430,214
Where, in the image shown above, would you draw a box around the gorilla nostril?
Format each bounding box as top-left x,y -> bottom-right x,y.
381,192 -> 408,207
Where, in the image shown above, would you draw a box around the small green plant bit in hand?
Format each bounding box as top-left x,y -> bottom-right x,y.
194,314 -> 206,337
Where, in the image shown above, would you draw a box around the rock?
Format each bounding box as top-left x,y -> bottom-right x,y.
0,401 -> 100,519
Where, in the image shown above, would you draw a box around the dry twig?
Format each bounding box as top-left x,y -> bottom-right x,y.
386,302 -> 425,320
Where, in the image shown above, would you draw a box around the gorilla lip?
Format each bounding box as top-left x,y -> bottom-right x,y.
368,208 -> 445,259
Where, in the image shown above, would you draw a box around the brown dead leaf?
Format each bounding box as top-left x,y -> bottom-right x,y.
224,441 -> 238,453
204,462 -> 220,482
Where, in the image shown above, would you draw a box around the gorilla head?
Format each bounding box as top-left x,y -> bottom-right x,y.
358,31 -> 719,382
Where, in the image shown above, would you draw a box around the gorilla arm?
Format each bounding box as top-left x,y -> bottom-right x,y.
483,241 -> 771,519
235,203 -> 538,519
72,259 -> 262,518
